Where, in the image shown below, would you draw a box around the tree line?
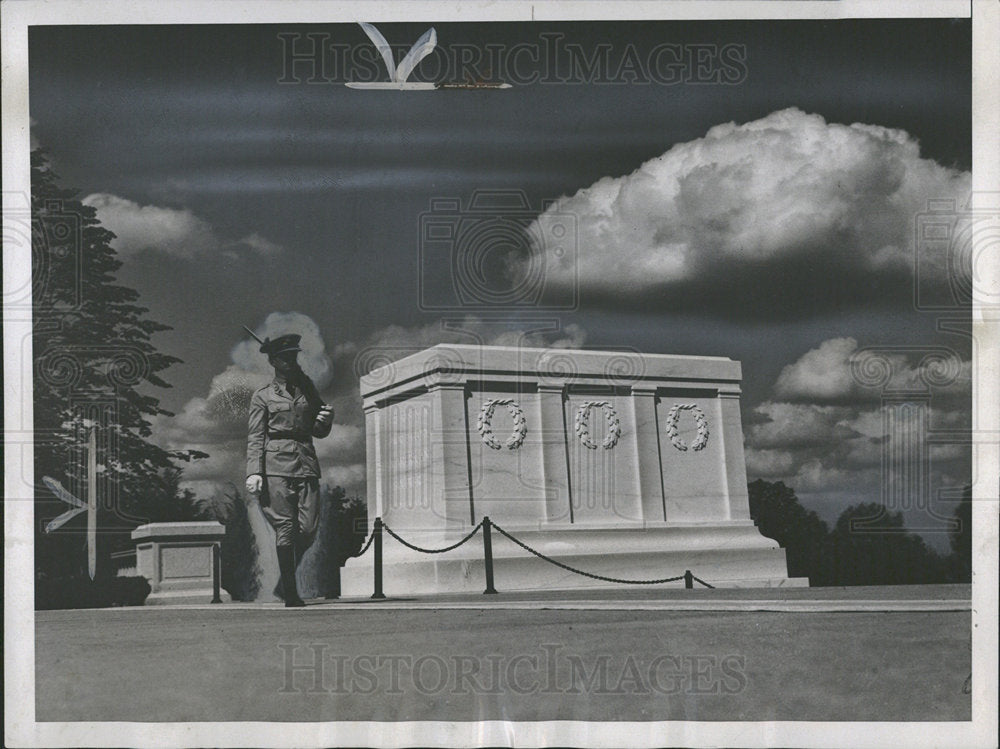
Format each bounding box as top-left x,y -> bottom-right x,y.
748,479 -> 971,586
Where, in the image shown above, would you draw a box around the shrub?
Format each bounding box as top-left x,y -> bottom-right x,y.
193,484 -> 261,601
35,575 -> 150,610
299,486 -> 368,598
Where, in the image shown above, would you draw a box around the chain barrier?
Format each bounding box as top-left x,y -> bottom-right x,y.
354,527 -> 376,557
362,515 -> 714,594
491,522 -> 688,586
381,520 -> 484,554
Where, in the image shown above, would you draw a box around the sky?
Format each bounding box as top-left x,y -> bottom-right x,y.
28,19 -> 972,547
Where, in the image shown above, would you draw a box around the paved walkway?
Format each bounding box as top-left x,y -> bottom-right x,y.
35,585 -> 971,723
129,583 -> 972,612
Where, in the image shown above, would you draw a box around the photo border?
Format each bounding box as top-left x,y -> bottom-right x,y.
3,1 -> 997,747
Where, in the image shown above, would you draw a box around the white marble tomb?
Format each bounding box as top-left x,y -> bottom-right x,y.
341,345 -> 805,595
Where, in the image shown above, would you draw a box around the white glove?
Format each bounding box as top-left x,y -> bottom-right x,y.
246,474 -> 263,495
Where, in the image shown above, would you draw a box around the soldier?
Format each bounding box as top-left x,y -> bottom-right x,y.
245,334 -> 334,607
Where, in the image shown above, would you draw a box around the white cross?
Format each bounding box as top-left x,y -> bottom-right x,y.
43,427 -> 98,580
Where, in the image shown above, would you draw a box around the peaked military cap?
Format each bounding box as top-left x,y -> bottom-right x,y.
260,334 -> 302,356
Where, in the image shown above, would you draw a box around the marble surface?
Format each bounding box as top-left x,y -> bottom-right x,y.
341,522 -> 806,596
351,345 -> 795,592
132,521 -> 226,604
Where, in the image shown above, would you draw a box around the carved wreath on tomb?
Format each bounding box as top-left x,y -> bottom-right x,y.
476,398 -> 527,450
665,403 -> 710,452
574,401 -> 621,450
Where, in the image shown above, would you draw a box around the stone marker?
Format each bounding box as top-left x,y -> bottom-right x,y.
342,345 -> 805,595
132,521 -> 228,604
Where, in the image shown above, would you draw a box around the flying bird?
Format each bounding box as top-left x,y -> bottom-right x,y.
347,23 -> 438,90
347,23 -> 511,90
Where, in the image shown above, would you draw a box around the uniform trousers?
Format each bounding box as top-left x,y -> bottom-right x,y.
260,476 -> 320,551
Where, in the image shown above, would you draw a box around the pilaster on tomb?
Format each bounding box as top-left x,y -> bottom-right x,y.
343,345 -> 803,594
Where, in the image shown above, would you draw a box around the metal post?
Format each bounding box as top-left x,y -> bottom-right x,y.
371,517 -> 386,599
482,516 -> 497,595
87,427 -> 97,581
684,570 -> 693,589
211,543 -> 222,603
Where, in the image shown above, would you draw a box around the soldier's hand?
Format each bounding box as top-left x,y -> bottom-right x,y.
316,405 -> 334,424
246,474 -> 263,495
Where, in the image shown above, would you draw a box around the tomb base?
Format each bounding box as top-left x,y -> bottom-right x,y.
341,521 -> 807,596
132,521 -> 229,605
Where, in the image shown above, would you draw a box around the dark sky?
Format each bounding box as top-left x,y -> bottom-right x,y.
29,19 -> 972,540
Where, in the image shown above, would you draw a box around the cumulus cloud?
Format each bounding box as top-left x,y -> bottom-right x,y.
745,395 -> 968,531
746,402 -> 858,450
773,336 -> 971,404
160,313 -> 587,499
793,460 -> 874,494
237,311 -> 333,390
523,108 -> 969,317
744,335 -> 971,526
324,464 -> 368,490
340,315 -> 586,354
744,448 -> 798,479
315,423 -> 366,463
236,231 -> 284,256
333,315 -> 587,391
154,311 -> 366,496
772,338 -> 860,402
82,192 -> 285,258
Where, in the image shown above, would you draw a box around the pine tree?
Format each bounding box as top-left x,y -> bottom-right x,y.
32,149 -> 205,585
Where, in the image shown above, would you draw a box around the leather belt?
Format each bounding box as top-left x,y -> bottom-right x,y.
267,430 -> 312,441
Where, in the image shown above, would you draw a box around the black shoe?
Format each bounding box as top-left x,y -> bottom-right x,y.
276,545 -> 305,608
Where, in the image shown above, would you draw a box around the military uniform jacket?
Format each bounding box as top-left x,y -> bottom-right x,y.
246,375 -> 333,478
